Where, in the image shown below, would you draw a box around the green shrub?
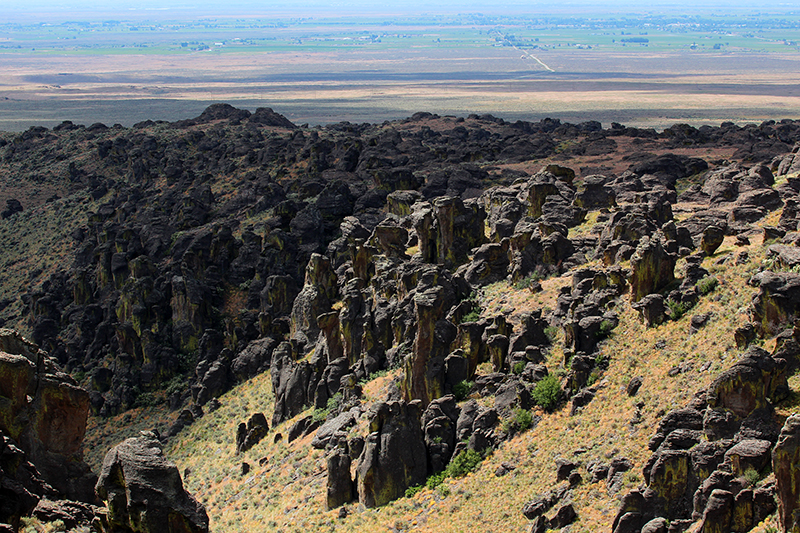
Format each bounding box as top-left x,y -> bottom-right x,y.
326,392 -> 342,412
426,471 -> 446,489
453,380 -> 473,401
666,299 -> 690,320
514,272 -> 542,290
544,325 -> 559,343
132,389 -> 161,408
512,361 -> 526,375
445,449 -> 484,478
311,407 -> 329,423
405,484 -> 423,498
461,309 -> 481,323
532,374 -> 561,412
743,467 -> 761,487
595,319 -> 615,339
696,275 -> 718,295
586,368 -> 601,387
503,407 -> 534,433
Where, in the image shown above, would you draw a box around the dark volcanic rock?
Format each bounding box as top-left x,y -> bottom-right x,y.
355,401 -> 427,508
95,433 -> 209,533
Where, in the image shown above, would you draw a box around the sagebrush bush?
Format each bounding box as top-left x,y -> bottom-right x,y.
532,374 -> 561,412
696,276 -> 719,295
445,449 -> 484,478
453,380 -> 472,401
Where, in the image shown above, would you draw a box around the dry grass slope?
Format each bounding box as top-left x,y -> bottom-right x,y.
159,205 -> 800,533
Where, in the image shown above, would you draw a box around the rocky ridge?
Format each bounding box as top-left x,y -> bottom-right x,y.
2,107 -> 800,531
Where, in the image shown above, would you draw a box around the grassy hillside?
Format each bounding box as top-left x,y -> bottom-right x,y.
163,210 -> 792,533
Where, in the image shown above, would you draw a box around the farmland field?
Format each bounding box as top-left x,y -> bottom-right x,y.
2,11 -> 800,130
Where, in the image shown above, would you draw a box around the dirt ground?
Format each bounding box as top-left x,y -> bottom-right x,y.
2,47 -> 800,130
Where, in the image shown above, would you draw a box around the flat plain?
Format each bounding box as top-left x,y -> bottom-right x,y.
2,12 -> 800,129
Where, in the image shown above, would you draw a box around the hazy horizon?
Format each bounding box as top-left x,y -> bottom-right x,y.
3,0 -> 798,20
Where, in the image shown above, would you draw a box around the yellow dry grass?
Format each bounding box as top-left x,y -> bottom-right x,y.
161,210 -> 797,533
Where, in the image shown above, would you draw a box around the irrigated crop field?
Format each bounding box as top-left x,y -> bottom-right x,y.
2,11 -> 800,130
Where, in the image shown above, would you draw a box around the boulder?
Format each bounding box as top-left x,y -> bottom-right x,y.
355,401 -> 427,508
629,237 -> 676,303
699,489 -> 733,533
705,346 -> 787,420
574,175 -> 616,209
289,253 -> 338,348
700,226 -> 725,256
631,294 -> 667,327
0,199 -> 23,219
402,267 -> 461,406
235,413 -> 269,454
326,448 -> 354,509
433,196 -> 486,269
461,242 -> 510,287
95,433 -> 208,533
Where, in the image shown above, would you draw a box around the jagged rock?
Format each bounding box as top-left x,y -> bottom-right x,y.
31,499 -> 98,531
509,310 -> 550,352
555,458 -> 577,482
629,236 -> 676,302
494,376 -> 531,415
549,503 -> 577,528
734,323 -> 757,349
326,447 -> 354,510
270,341 -> 323,425
0,329 -> 95,502
95,433 -> 208,533
356,401 -> 426,508
287,415 -> 321,443
705,346 -> 787,420
699,489 -> 734,533
290,253 -> 338,347
691,313 -> 712,333
386,190 -> 423,216
402,266 -> 462,406
631,294 -> 667,327
0,431 -> 57,530
700,226 -> 725,256
640,517 -> 668,533
767,244 -> 800,269
231,337 -> 277,381
433,196 -> 486,269
235,413 -> 269,454
461,241 -> 510,287
607,457 -> 633,494
773,414 -> 800,533
574,175 -> 616,209
421,395 -> 460,472
627,376 -> 643,396
487,334 -> 510,372
312,409 -> 358,450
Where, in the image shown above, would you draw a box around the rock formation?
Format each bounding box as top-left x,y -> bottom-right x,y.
95,433 -> 209,533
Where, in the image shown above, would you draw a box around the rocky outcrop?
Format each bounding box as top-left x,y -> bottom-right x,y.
614,346 -> 787,533
773,414 -> 800,533
235,413 -> 269,454
750,271 -> 800,335
402,265 -> 465,406
355,401 -> 427,508
629,235 -> 676,303
1,430 -> 57,531
0,329 -> 95,502
95,433 -> 209,533
326,446 -> 354,510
